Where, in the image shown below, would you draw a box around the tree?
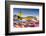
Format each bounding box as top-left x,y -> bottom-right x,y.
18,9 -> 23,20
18,11 -> 23,17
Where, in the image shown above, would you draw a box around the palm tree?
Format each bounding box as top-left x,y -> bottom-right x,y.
18,9 -> 23,20
18,11 -> 23,17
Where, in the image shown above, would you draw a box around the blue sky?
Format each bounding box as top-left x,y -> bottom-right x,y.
13,8 -> 39,17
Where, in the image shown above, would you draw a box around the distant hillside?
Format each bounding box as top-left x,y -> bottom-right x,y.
13,15 -> 38,20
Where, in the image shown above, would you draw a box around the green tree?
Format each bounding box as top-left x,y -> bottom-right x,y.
18,11 -> 23,17
18,11 -> 23,20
